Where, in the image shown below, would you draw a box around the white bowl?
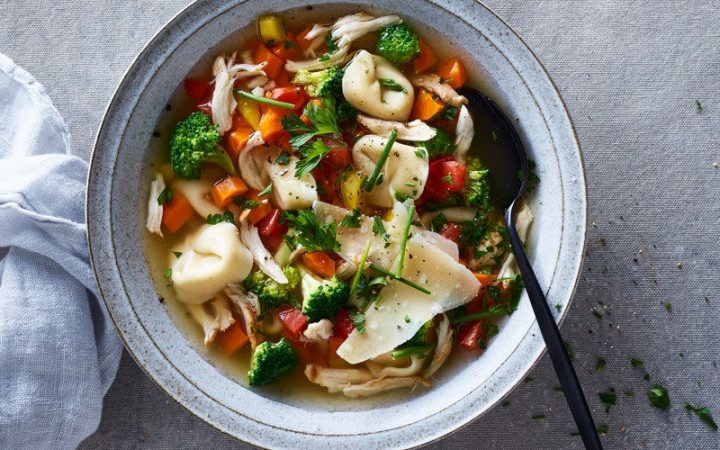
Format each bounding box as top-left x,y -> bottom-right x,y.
87,1 -> 586,448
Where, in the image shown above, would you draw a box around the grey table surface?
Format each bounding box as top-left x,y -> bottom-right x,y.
2,0 -> 719,448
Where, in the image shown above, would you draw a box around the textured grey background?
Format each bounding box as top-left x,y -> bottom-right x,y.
2,0 -> 719,448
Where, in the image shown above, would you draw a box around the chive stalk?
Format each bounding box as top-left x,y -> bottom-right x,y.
364,128 -> 398,191
391,344 -> 435,360
369,263 -> 431,295
233,89 -> 295,110
350,240 -> 373,297
450,307 -> 510,325
394,204 -> 415,277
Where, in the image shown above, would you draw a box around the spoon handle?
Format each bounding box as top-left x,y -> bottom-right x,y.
504,208 -> 602,450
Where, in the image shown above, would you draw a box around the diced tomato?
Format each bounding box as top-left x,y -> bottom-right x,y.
256,209 -> 287,238
278,307 -> 308,341
322,147 -> 352,171
458,321 -> 484,351
440,223 -> 462,243
292,340 -> 327,366
312,167 -> 341,205
422,159 -> 467,201
270,86 -> 307,111
333,309 -> 355,339
184,79 -> 210,101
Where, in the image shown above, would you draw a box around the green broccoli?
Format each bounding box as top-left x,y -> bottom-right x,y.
418,128 -> 455,159
464,157 -> 491,212
169,111 -> 236,179
247,338 -> 298,386
291,66 -> 344,98
243,266 -> 301,309
376,23 -> 421,66
300,268 -> 350,322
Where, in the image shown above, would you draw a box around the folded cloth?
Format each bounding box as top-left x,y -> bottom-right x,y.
0,54 -> 122,449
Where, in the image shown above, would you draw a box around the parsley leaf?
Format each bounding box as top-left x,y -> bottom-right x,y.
598,391 -> 617,412
340,208 -> 362,228
234,197 -> 259,209
441,174 -> 454,185
163,268 -> 173,279
372,216 -> 389,240
437,105 -> 458,120
282,209 -> 340,252
206,211 -> 234,225
685,404 -> 718,430
172,251 -> 183,258
295,140 -> 331,178
648,384 -> 670,410
157,187 -> 174,205
378,78 -> 407,93
429,213 -> 447,233
306,97 -> 340,135
350,311 -> 366,334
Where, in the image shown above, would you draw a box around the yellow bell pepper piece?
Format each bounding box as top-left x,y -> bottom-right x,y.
257,15 -> 286,45
340,171 -> 364,210
236,98 -> 261,130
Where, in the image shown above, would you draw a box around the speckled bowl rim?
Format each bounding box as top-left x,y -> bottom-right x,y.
87,1 -> 587,448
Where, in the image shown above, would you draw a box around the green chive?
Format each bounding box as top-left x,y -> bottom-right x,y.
365,129 -> 398,191
350,240 -> 373,297
234,89 -> 295,110
390,344 -> 434,360
368,263 -> 431,295
394,205 -> 415,277
450,306 -> 510,325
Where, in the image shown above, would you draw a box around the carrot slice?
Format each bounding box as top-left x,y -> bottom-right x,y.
211,175 -> 248,209
258,106 -> 290,142
271,32 -> 301,60
248,198 -> 273,224
218,322 -> 249,356
474,272 -> 495,287
413,39 -> 436,73
254,43 -> 284,79
412,88 -> 445,121
161,192 -> 194,233
437,57 -> 467,89
302,251 -> 336,278
226,126 -> 254,161
327,335 -> 346,368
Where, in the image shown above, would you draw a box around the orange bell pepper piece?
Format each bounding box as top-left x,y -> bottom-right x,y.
302,251 -> 336,278
254,43 -> 284,80
258,106 -> 290,142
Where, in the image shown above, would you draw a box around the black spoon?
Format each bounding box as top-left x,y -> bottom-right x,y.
460,87 -> 602,450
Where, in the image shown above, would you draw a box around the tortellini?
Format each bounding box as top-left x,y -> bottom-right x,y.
342,50 -> 414,121
352,134 -> 428,208
171,223 -> 253,304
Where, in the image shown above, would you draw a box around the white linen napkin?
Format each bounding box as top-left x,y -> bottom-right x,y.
0,53 -> 122,449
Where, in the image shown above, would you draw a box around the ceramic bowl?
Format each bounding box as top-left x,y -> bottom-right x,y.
87,0 -> 586,448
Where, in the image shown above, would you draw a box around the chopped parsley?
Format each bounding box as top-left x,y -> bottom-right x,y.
630,357 -> 644,367
648,384 -> 670,410
597,424 -> 609,436
206,211 -> 234,224
340,208 -> 362,228
564,341 -> 575,362
685,404 -> 718,430
295,140 -> 331,178
664,302 -> 673,312
415,148 -> 427,159
378,78 -> 407,93
404,315 -> 411,323
695,100 -> 703,113
437,105 -> 458,120
372,216 -> 389,240
163,268 -> 173,279
282,209 -> 340,252
350,311 -> 366,334
429,213 -> 447,233
598,391 -> 617,412
531,414 -> 546,421
275,151 -> 291,165
157,187 -> 174,205
596,357 -> 607,373
234,197 -> 259,209
172,251 -> 183,259
441,174 -> 454,185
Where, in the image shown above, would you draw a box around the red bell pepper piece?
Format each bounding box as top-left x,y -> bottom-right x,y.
440,223 -> 462,243
458,321 -> 484,351
270,86 -> 307,111
278,307 -> 308,341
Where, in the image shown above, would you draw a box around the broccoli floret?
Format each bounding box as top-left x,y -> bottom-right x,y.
243,266 -> 301,309
464,157 -> 492,212
300,268 -> 350,322
336,99 -> 358,123
403,320 -> 434,347
247,338 -> 298,386
169,111 -> 236,179
376,23 -> 421,66
292,66 -> 344,98
418,128 -> 455,159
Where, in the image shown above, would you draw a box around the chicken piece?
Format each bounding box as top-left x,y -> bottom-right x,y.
211,54 -> 266,133
341,376 -> 430,398
453,105 -> 474,163
367,353 -> 425,379
146,173 -> 165,237
225,284 -> 263,351
186,295 -> 235,345
356,114 -> 436,142
238,209 -> 288,284
423,315 -> 453,378
410,73 -> 468,107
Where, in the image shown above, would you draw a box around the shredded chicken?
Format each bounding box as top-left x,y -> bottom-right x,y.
342,376 -> 430,398
453,105 -> 474,163
466,230 -> 506,270
146,173 -> 165,237
302,24 -> 332,58
367,354 -> 425,379
285,13 -> 401,72
305,365 -> 375,394
356,114 -> 436,141
187,295 -> 235,345
424,315 -> 453,378
497,203 -> 533,288
237,136 -> 270,190
211,54 -> 266,134
410,73 -> 468,107
225,284 -> 262,351
238,209 -> 288,284
303,319 -> 334,342
246,77 -> 268,90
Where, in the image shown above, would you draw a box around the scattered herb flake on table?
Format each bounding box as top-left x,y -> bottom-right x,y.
685,404 -> 718,430
648,384 -> 670,410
